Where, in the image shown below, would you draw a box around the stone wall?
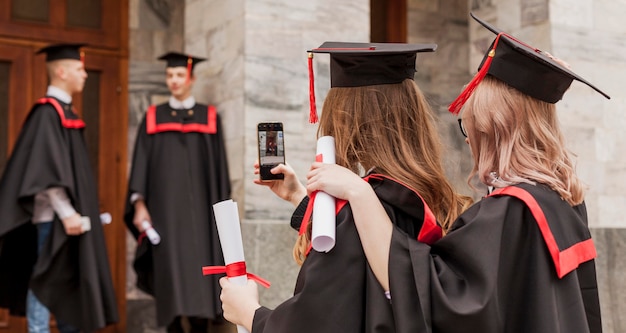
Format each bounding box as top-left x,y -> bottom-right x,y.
408,0 -> 476,197
127,0 -> 626,331
550,1 -> 626,331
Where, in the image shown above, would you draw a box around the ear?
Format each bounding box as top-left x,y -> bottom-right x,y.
55,62 -> 68,80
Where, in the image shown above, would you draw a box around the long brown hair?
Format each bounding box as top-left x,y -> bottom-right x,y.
293,79 -> 472,264
462,76 -> 585,205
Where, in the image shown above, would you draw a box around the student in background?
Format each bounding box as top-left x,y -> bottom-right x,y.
124,52 -> 232,333
0,43 -> 118,333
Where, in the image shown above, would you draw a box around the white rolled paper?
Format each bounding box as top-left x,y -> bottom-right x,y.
141,220 -> 161,245
312,136 -> 336,252
99,212 -> 112,224
213,199 -> 249,333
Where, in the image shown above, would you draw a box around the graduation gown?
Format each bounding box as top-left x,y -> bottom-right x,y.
0,97 -> 119,331
252,174 -> 442,333
124,102 -> 231,326
389,183 -> 602,333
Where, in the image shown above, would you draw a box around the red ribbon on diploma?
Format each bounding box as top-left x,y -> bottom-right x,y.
202,261 -> 271,288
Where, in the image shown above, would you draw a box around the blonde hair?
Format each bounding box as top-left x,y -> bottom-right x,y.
463,76 -> 584,205
293,79 -> 473,264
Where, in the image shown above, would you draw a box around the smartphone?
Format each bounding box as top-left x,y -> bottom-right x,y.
257,122 -> 286,181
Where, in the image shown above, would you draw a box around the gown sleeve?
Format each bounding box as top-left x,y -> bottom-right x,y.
252,178 -> 434,333
0,105 -> 76,234
251,203 -> 377,333
389,194 -> 600,333
124,115 -> 150,238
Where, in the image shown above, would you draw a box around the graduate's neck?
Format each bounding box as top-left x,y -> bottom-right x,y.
46,85 -> 73,104
169,95 -> 196,110
48,80 -> 77,98
172,90 -> 192,102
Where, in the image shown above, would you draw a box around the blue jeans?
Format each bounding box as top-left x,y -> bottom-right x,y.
27,222 -> 80,333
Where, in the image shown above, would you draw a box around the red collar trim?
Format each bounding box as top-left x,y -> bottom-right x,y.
146,104 -> 217,134
299,173 -> 442,257
37,97 -> 85,129
488,186 -> 597,278
363,174 -> 441,244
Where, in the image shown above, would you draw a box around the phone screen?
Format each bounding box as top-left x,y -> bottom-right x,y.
258,122 -> 285,180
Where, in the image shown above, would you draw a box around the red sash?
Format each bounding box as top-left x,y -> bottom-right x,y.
488,186 -> 596,278
36,97 -> 85,129
146,104 -> 217,134
299,173 -> 442,256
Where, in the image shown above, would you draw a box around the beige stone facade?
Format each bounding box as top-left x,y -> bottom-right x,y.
128,0 -> 626,331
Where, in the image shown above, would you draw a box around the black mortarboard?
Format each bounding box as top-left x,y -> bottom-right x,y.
449,13 -> 610,114
307,41 -> 437,123
36,43 -> 85,62
158,52 -> 206,70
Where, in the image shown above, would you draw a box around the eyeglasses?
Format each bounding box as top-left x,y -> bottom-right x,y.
458,119 -> 468,138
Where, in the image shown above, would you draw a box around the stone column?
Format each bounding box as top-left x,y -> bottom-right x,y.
185,0 -> 369,308
408,0 -> 475,197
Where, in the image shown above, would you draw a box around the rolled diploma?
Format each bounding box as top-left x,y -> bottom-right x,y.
141,221 -> 161,245
213,199 -> 249,333
312,136 -> 336,252
99,212 -> 112,224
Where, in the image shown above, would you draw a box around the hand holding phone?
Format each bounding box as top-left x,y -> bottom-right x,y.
257,122 -> 286,181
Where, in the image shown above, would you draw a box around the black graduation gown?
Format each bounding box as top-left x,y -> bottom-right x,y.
252,174 -> 442,333
389,183 -> 602,333
0,98 -> 119,331
124,102 -> 231,326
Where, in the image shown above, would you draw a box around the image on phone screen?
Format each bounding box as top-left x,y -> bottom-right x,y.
258,122 -> 285,180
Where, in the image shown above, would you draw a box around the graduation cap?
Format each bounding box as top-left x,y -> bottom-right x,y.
158,52 -> 206,79
448,12 -> 610,114
307,41 -> 437,123
36,43 -> 85,63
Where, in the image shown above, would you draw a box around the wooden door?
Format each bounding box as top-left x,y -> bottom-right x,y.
0,1 -> 128,332
371,0 -> 407,42
0,44 -> 34,333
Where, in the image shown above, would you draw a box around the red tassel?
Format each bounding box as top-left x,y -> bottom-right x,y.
80,51 -> 85,65
308,52 -> 318,124
448,33 -> 503,115
186,56 -> 192,84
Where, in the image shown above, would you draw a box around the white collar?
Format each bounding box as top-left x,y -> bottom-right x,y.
169,96 -> 196,109
46,86 -> 72,104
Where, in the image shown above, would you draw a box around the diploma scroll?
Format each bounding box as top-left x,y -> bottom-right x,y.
312,136 -> 336,252
141,220 -> 161,245
212,199 -> 250,333
99,212 -> 112,224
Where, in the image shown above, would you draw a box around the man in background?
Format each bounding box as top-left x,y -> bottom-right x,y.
125,52 -> 232,333
0,43 -> 118,333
